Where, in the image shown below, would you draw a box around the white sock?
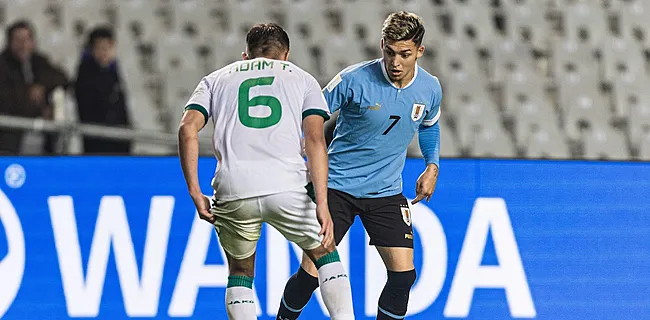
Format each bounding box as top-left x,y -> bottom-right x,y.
316,251 -> 355,320
225,276 -> 257,320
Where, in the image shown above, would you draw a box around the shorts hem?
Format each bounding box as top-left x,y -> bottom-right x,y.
296,240 -> 322,252
222,247 -> 257,260
368,241 -> 414,249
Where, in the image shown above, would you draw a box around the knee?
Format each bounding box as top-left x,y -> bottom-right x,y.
386,269 -> 417,290
228,256 -> 256,278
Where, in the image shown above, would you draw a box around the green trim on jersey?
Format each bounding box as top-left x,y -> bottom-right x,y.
302,109 -> 330,121
185,104 -> 208,125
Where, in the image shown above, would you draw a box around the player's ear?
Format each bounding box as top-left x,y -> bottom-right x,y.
283,50 -> 290,61
242,51 -> 249,60
380,38 -> 385,50
416,45 -> 425,59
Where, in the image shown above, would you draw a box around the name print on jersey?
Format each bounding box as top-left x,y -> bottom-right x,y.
230,60 -> 291,73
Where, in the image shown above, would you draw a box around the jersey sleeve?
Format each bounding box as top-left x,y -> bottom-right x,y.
302,75 -> 331,121
422,77 -> 442,127
184,77 -> 212,125
322,71 -> 351,113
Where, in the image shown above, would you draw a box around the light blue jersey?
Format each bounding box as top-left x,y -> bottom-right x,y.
323,59 -> 442,198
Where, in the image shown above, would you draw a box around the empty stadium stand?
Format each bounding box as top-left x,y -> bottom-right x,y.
2,0 -> 649,160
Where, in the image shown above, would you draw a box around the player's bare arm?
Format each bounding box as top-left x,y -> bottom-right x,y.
178,109 -> 214,223
412,163 -> 439,204
303,114 -> 334,249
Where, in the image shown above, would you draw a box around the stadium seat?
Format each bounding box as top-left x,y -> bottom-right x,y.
341,0 -> 386,46
163,67 -> 204,130
503,69 -> 548,119
600,35 -> 645,84
489,37 -> 538,85
319,34 -> 365,80
583,128 -> 629,160
619,0 -> 650,49
638,131 -> 650,160
284,0 -> 329,46
155,32 -> 201,72
58,0 -> 110,49
115,0 -> 165,44
500,0 -> 550,51
4,0 -> 50,35
471,125 -> 516,158
227,0 -> 274,34
627,96 -> 650,149
551,39 -> 600,81
38,30 -> 79,78
454,95 -> 503,150
558,0 -> 609,47
557,74 -> 611,139
436,36 -> 485,85
170,0 -> 215,42
210,31 -> 247,69
610,71 -> 650,118
524,123 -> 570,159
446,0 -> 496,49
439,120 -> 461,158
510,93 -> 559,149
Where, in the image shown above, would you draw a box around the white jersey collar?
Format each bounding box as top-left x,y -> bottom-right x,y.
380,58 -> 418,89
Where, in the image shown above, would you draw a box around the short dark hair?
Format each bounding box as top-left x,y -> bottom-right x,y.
245,23 -> 290,59
86,26 -> 114,50
5,20 -> 34,45
382,11 -> 425,47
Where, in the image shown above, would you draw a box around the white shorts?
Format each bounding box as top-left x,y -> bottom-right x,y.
210,187 -> 322,260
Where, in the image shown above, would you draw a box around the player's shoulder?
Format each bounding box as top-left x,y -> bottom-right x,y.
416,66 -> 442,94
417,66 -> 441,88
339,59 -> 380,81
324,59 -> 379,92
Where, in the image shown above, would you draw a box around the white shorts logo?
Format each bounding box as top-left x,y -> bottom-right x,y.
0,188 -> 26,318
401,206 -> 412,226
411,103 -> 425,121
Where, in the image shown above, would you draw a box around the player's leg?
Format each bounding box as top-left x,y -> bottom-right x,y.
263,188 -> 355,320
360,194 -> 416,320
224,252 -> 258,320
210,198 -> 263,319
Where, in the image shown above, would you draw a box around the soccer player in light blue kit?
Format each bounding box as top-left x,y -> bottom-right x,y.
276,11 -> 441,320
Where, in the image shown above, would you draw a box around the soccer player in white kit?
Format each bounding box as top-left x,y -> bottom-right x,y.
177,23 -> 354,320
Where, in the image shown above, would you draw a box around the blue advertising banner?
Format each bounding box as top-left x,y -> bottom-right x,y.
0,157 -> 648,319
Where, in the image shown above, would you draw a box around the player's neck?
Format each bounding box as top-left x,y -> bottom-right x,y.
392,69 -> 415,88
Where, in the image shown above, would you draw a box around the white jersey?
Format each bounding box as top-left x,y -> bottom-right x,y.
185,58 -> 330,201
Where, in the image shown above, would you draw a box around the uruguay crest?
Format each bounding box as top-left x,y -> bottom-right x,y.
400,206 -> 412,226
411,103 -> 425,121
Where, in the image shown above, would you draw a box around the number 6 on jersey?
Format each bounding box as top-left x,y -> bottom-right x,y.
238,76 -> 282,129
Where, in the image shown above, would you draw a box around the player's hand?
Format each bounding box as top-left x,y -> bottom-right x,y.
412,164 -> 439,205
316,204 -> 335,249
191,192 -> 215,223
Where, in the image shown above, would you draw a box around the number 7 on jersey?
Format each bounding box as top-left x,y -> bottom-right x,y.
383,115 -> 401,135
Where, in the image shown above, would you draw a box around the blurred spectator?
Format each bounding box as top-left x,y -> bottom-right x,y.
75,26 -> 131,154
0,20 -> 68,155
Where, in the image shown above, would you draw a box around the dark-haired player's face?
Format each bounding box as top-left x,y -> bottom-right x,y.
381,39 -> 424,85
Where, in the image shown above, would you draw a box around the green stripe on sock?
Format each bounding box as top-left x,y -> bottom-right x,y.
315,250 -> 340,269
227,275 -> 254,289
